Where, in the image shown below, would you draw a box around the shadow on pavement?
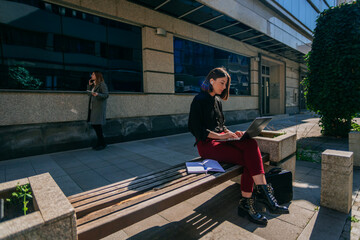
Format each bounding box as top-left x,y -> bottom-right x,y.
127,184 -> 278,240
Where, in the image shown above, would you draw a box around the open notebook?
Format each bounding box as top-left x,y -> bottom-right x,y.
185,159 -> 225,174
216,116 -> 272,142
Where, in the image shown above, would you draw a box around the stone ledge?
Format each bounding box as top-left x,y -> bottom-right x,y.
254,130 -> 297,162
0,173 -> 76,240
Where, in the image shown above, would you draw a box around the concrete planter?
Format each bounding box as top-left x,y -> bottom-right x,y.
349,131 -> 360,167
0,173 -> 76,240
255,130 -> 297,181
232,130 -> 297,183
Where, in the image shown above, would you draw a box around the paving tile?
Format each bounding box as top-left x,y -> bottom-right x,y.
31,159 -> 59,170
158,200 -> 196,222
53,175 -> 83,196
124,165 -> 152,176
202,221 -> 265,240
186,191 -> 217,209
116,160 -> 141,170
307,168 -> 321,177
277,202 -> 315,228
54,159 -> 84,169
291,199 -> 318,212
101,170 -> 134,183
6,169 -> 37,181
62,164 -> 91,175
34,167 -> 68,178
93,165 -> 121,176
6,163 -> 34,175
101,230 -> 128,240
297,207 -> 347,240
252,217 -> 303,240
122,214 -> 170,237
293,183 -> 321,206
69,170 -> 110,191
81,159 -> 112,169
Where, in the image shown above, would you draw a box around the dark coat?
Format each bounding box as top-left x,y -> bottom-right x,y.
87,81 -> 109,125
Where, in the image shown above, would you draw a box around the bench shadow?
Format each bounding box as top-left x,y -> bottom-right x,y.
127,183 -> 281,240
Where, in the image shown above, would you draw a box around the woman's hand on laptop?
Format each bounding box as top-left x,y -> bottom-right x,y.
235,131 -> 244,137
222,131 -> 238,139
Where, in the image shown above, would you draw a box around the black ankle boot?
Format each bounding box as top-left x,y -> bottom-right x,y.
257,184 -> 289,214
238,197 -> 268,226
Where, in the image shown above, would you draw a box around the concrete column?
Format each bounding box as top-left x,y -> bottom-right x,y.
321,149 -> 353,213
142,26 -> 174,93
250,58 -> 259,96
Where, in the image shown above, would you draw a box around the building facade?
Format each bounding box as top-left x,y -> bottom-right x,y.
0,0 -> 336,160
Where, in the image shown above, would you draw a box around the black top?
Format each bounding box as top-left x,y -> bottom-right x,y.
188,91 -> 227,145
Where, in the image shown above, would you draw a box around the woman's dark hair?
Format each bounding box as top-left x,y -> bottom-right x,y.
201,67 -> 231,100
93,71 -> 104,85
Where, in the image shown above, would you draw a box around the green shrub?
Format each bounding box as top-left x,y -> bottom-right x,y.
302,2 -> 360,137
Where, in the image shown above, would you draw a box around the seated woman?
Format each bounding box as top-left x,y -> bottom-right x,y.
188,67 -> 289,226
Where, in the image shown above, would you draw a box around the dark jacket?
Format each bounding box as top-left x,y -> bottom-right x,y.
87,81 -> 109,125
188,91 -> 227,144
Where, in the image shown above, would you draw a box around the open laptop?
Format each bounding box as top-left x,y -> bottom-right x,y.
216,116 -> 272,142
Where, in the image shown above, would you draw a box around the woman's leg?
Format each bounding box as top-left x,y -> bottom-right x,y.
92,124 -> 106,149
196,139 -> 268,225
197,139 -> 264,194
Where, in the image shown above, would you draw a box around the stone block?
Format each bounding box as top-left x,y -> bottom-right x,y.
143,49 -> 174,73
0,173 -> 76,240
173,19 -> 193,39
81,0 -> 117,16
116,0 -> 146,25
254,130 -> 297,162
143,72 -> 174,93
142,26 -> 174,53
321,150 -> 353,213
349,131 -> 360,167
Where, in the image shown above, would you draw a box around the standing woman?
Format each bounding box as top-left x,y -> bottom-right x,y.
87,71 -> 109,150
188,67 -> 289,226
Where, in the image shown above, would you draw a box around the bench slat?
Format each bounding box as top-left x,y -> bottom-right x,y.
74,163 -> 235,218
77,164 -> 243,240
74,169 -> 188,218
76,163 -> 236,226
68,163 -> 190,203
71,167 -> 187,207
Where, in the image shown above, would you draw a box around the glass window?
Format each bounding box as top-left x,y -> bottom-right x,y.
174,37 -> 250,95
0,0 -> 142,92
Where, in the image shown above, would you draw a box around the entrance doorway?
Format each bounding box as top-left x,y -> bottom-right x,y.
259,56 -> 285,115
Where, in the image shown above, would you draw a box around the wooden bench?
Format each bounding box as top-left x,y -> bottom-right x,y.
68,153 -> 269,240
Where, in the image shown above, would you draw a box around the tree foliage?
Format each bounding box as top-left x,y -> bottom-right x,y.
8,66 -> 42,90
302,2 -> 360,137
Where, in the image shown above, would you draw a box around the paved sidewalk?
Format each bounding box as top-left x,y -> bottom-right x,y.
0,112 -> 359,240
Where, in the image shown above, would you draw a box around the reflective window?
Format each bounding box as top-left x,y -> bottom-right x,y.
174,37 -> 250,95
0,0 -> 142,92
274,0 -> 335,31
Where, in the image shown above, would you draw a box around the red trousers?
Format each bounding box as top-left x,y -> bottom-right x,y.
196,138 -> 265,192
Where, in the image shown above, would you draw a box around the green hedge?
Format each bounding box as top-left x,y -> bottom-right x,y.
302,2 -> 360,137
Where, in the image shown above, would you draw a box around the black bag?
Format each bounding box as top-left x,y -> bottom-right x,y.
265,168 -> 293,204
